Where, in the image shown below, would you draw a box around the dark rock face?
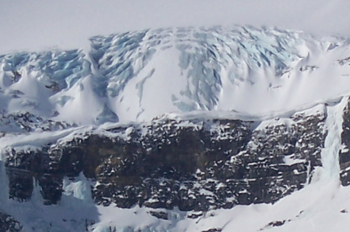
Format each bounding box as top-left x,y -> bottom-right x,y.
149,211 -> 168,220
5,109 -> 326,211
0,211 -> 23,232
339,98 -> 350,185
202,228 -> 222,232
0,112 -> 74,134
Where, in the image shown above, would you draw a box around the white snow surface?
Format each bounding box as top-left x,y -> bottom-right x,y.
2,26 -> 350,125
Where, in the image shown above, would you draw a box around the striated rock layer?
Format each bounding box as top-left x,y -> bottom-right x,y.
5,103 -> 327,211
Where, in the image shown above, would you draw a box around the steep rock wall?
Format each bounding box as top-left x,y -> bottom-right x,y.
5,106 -> 326,211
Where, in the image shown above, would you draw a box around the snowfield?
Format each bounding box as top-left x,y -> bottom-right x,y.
2,26 -> 350,125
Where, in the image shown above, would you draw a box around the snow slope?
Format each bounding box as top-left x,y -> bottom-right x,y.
2,26 -> 350,126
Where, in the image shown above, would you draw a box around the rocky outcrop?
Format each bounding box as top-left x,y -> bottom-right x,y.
0,211 -> 23,232
0,112 -> 74,134
4,106 -> 326,211
339,98 -> 350,185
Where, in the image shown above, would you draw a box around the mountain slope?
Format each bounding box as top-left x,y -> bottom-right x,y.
1,26 -> 350,125
1,26 -> 350,231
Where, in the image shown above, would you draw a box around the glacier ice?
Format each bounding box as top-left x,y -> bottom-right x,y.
90,26 -> 308,117
0,50 -> 90,91
60,172 -> 94,208
0,26 -> 350,125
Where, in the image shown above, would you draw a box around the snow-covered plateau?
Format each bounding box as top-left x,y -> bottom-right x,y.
2,26 -> 350,231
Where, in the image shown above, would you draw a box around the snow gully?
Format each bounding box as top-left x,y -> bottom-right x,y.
320,97 -> 348,181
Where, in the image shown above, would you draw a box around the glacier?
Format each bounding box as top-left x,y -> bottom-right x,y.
1,26 -> 350,125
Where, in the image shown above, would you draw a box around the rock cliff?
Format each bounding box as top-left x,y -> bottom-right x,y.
5,104 -> 327,212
